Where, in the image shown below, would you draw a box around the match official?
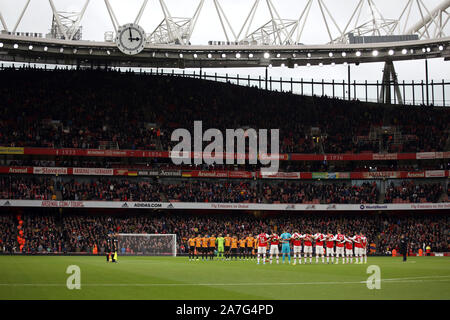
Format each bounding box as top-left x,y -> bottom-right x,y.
400,234 -> 408,262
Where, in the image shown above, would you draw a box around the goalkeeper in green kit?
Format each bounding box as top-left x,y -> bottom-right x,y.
216,234 -> 225,260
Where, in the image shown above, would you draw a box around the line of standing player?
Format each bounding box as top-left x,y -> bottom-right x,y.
187,234 -> 258,261
256,229 -> 368,265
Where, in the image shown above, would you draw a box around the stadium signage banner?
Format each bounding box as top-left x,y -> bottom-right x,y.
2,200 -> 450,211
72,168 -> 114,176
260,172 -> 301,179
0,147 -> 24,155
0,167 -> 32,174
1,166 -> 449,180
425,170 -> 446,178
16,147 -> 450,161
33,167 -> 68,175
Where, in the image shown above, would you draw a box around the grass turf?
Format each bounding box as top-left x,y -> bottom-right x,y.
0,255 -> 448,300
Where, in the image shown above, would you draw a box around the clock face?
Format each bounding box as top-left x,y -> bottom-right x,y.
115,23 -> 146,55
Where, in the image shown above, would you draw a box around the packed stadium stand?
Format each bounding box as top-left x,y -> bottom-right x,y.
1,68 -> 449,154
0,211 -> 448,256
0,67 -> 449,257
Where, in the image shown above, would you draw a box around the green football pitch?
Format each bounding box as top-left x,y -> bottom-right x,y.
0,255 -> 448,300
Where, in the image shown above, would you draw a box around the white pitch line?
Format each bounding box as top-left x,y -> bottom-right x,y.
0,276 -> 449,287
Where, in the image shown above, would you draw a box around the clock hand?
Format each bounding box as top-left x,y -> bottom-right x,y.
129,28 -> 133,42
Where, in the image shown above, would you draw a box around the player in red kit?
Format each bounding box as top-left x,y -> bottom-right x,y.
360,232 -> 368,264
344,235 -> 354,264
256,232 -> 269,265
313,231 -> 326,264
325,232 -> 336,264
291,231 -> 303,265
269,233 -> 280,264
352,233 -> 363,264
302,232 -> 313,264
334,230 -> 346,264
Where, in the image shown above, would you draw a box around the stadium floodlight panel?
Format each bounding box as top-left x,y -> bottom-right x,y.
439,45 -> 444,51
292,53 -> 296,58
355,51 -> 361,57
107,50 -> 111,55
341,52 -> 347,57
73,48 -> 78,54
263,52 -> 270,59
0,43 -> 3,48
207,53 -> 212,58
402,49 -> 408,54
307,53 -> 312,58
235,53 -> 241,59
221,53 -> 226,58
193,53 -> 198,58
388,49 -> 394,56
426,47 -> 431,53
13,44 -> 18,49
329,52 -> 333,57
372,50 -> 378,57
28,45 -> 33,50
276,53 -> 281,58
179,53 -> 183,58
248,53 -> 254,58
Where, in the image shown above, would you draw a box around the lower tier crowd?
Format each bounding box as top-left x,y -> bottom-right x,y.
0,212 -> 447,256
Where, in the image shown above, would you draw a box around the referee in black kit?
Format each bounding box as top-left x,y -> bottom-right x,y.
400,234 -> 408,262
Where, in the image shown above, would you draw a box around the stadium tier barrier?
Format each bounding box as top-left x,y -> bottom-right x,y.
0,166 -> 449,179
1,200 -> 450,211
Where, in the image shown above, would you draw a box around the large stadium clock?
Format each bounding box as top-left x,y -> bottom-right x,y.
115,23 -> 146,55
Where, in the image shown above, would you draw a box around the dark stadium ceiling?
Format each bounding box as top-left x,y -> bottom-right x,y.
0,34 -> 449,69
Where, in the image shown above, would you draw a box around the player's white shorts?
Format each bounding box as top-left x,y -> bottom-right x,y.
355,247 -> 366,256
335,246 -> 345,255
293,246 -> 302,254
269,245 -> 279,255
315,246 -> 324,255
257,246 -> 267,254
345,249 -> 353,256
326,247 -> 334,255
360,247 -> 367,255
303,245 -> 312,254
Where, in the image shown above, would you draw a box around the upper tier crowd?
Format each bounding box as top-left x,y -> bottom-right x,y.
0,68 -> 449,154
0,212 -> 448,255
1,176 -> 447,204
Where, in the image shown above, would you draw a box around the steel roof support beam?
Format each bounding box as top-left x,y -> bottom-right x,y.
160,0 -> 183,44
66,0 -> 90,41
0,10 -> 8,31
104,0 -> 119,33
12,0 -> 31,33
186,0 -> 205,44
405,0 -> 450,38
213,0 -> 237,42
237,0 -> 260,41
135,0 -> 149,25
48,0 -> 69,40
